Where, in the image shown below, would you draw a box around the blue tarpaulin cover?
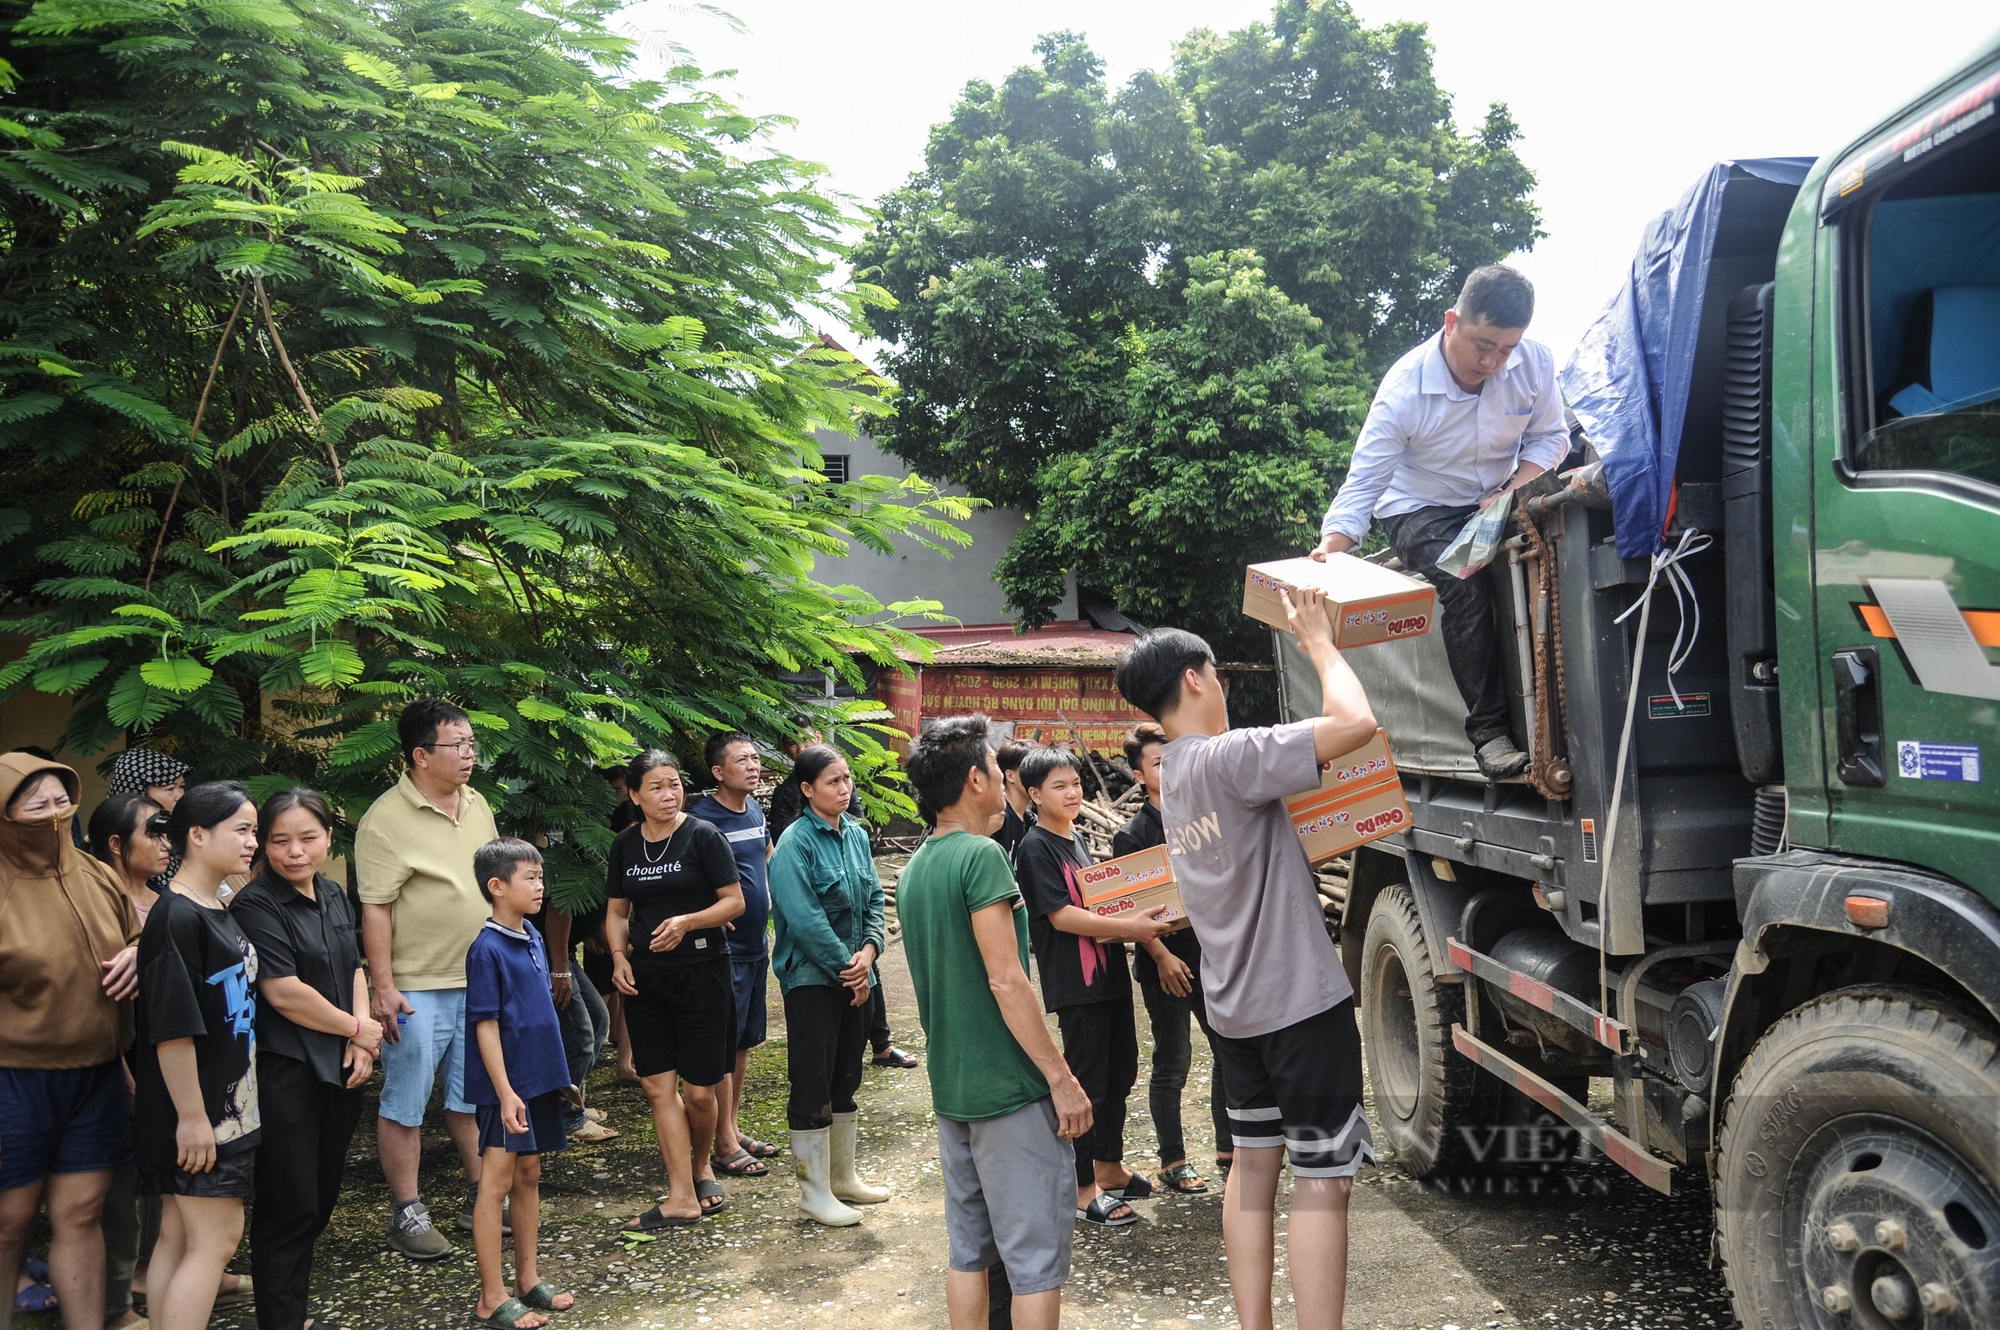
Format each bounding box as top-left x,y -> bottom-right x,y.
1561,159 -> 1813,559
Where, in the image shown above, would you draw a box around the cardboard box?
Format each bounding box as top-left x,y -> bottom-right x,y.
1283,729 -> 1409,864
1294,728 -> 1396,797
1287,779 -> 1412,864
1242,554 -> 1437,649
1075,844 -> 1190,933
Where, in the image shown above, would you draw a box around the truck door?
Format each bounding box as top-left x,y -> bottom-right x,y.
1811,61 -> 2000,885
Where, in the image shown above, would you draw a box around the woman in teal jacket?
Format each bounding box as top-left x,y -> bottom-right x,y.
768,745 -> 891,1227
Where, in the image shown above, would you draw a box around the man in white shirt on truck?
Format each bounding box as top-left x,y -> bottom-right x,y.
1312,264 -> 1569,779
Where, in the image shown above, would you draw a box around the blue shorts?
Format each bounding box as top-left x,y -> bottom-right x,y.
376,987 -> 474,1127
475,1090 -> 567,1156
731,957 -> 769,1051
0,1062 -> 133,1190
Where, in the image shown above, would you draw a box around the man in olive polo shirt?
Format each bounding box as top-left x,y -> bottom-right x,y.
357,698 -> 500,1260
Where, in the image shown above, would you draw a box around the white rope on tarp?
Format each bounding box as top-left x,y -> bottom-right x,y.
1596,526 -> 1712,1012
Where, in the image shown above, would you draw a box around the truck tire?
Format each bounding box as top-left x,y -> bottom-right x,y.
1359,883 -> 1486,1177
1716,985 -> 2000,1330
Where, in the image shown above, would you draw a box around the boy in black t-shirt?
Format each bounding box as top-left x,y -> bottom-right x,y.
991,739 -> 1034,862
1012,747 -> 1173,1228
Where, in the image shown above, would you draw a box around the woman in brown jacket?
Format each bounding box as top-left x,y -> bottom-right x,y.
0,753 -> 141,1330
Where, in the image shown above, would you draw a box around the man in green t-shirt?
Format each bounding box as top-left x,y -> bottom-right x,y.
899,715 -> 1092,1330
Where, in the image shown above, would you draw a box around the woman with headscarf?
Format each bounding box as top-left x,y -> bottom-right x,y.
106,748 -> 189,895
0,754 -> 141,1330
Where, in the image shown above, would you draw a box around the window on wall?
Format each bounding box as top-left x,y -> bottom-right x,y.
821,455 -> 851,485
1848,120 -> 2000,489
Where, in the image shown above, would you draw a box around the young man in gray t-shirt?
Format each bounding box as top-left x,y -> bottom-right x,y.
1113,587 -> 1378,1330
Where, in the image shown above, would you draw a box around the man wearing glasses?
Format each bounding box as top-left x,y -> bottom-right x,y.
357,698 -> 500,1259
1311,264 -> 1568,781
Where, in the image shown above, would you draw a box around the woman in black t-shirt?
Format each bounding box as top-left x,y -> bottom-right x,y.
133,781 -> 261,1330
606,750 -> 743,1232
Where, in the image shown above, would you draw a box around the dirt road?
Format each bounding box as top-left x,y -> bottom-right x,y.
197,936 -> 1733,1330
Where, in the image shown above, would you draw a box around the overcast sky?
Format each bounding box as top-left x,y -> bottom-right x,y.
621,0 -> 1998,364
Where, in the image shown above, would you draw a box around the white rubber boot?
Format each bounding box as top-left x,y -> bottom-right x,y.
830,1111 -> 893,1205
792,1128 -> 862,1227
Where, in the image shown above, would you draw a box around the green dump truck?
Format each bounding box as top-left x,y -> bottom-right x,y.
1277,36 -> 2000,1329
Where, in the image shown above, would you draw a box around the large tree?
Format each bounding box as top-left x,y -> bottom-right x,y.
854,0 -> 1540,655
0,0 -> 964,905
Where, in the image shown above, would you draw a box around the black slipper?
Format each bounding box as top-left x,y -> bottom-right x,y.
694,1178 -> 727,1215
1108,1172 -> 1155,1200
621,1205 -> 700,1232
1075,1193 -> 1138,1228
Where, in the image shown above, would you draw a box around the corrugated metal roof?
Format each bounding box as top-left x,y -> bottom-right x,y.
898,621 -> 1135,667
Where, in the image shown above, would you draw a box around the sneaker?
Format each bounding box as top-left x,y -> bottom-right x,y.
389,1202 -> 454,1261
1475,736 -> 1532,780
569,1118 -> 621,1144
456,1187 -> 512,1236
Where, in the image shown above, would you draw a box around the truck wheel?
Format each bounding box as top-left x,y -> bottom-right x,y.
1716,985 -> 2000,1330
1360,883 -> 1485,1177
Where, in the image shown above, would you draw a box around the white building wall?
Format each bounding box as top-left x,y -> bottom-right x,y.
813,426 -> 1077,627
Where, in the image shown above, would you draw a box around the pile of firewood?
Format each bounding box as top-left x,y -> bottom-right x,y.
1073,782 -> 1147,860
1316,857 -> 1351,938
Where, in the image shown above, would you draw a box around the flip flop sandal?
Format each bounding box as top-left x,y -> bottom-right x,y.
471,1296 -> 546,1329
1107,1172 -> 1155,1201
1160,1162 -> 1209,1194
14,1281 -> 57,1314
1075,1193 -> 1138,1228
517,1283 -> 574,1313
215,1275 -> 254,1306
694,1178 -> 727,1215
737,1135 -> 780,1159
870,1046 -> 919,1068
620,1205 -> 701,1233
710,1148 -> 769,1178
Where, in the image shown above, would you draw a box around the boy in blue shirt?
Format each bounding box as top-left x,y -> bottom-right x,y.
465,839 -> 576,1329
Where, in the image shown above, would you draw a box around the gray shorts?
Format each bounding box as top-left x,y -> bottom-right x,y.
937,1097 -> 1076,1293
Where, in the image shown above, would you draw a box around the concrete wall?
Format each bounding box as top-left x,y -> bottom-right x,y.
812,426 -> 1076,627
0,629 -> 111,810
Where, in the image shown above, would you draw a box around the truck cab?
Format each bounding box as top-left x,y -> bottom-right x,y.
1280,38 -> 2000,1330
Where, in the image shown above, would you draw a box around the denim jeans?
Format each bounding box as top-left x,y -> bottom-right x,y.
560,968 -> 610,1130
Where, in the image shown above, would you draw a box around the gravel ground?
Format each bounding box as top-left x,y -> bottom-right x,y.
21,927 -> 1737,1329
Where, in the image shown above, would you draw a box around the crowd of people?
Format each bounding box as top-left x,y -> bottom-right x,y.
896,582 -> 1379,1330
0,702 -> 917,1330
1,264 -> 1603,1330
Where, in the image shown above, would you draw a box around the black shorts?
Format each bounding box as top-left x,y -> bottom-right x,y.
141,1148 -> 257,1199
1210,998 -> 1375,1179
625,959 -> 735,1086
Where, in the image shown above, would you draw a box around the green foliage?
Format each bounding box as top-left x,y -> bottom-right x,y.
854,1 -> 1539,655
0,0 -> 970,907
996,249 -> 1365,639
